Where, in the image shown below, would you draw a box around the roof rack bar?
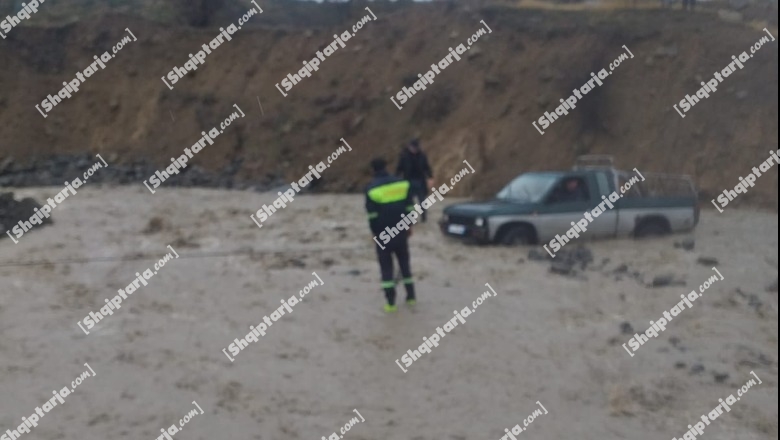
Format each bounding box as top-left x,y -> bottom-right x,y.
573,155 -> 615,170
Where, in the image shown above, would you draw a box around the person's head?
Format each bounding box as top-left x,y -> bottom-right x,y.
407,138 -> 420,153
565,179 -> 580,192
370,158 -> 387,173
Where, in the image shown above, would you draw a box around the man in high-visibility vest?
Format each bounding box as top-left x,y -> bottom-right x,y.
365,158 -> 417,313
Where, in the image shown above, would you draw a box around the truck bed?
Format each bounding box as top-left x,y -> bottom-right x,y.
617,170 -> 697,199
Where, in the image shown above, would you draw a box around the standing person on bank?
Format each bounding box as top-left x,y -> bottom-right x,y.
395,138 -> 434,223
365,158 -> 417,313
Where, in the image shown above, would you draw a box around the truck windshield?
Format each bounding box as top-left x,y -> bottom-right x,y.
496,174 -> 559,203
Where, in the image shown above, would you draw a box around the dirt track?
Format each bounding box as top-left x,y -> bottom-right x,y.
0,186 -> 776,439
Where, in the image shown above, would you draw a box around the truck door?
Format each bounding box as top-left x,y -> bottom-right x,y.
586,171 -> 620,239
537,175 -> 595,241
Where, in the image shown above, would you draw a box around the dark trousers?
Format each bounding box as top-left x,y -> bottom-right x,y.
409,179 -> 428,222
375,233 -> 415,305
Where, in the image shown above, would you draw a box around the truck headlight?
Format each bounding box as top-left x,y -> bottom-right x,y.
475,217 -> 485,227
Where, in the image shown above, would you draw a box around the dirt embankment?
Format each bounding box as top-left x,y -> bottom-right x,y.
0,3 -> 777,206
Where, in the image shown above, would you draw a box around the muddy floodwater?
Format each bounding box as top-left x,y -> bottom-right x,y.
0,186 -> 777,440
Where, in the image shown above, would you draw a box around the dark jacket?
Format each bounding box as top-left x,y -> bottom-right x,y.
365,171 -> 414,235
395,149 -> 433,182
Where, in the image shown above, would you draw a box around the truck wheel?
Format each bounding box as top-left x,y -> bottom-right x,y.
634,219 -> 670,238
498,225 -> 534,246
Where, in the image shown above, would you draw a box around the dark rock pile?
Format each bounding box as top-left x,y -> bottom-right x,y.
0,153 -> 284,191
0,192 -> 53,240
527,246 -> 594,277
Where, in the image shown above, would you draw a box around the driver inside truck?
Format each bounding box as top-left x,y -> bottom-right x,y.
549,178 -> 589,203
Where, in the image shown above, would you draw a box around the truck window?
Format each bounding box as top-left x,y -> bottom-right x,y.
497,174 -> 559,203
546,177 -> 589,204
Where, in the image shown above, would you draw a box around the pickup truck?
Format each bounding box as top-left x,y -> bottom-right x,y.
439,156 -> 699,245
